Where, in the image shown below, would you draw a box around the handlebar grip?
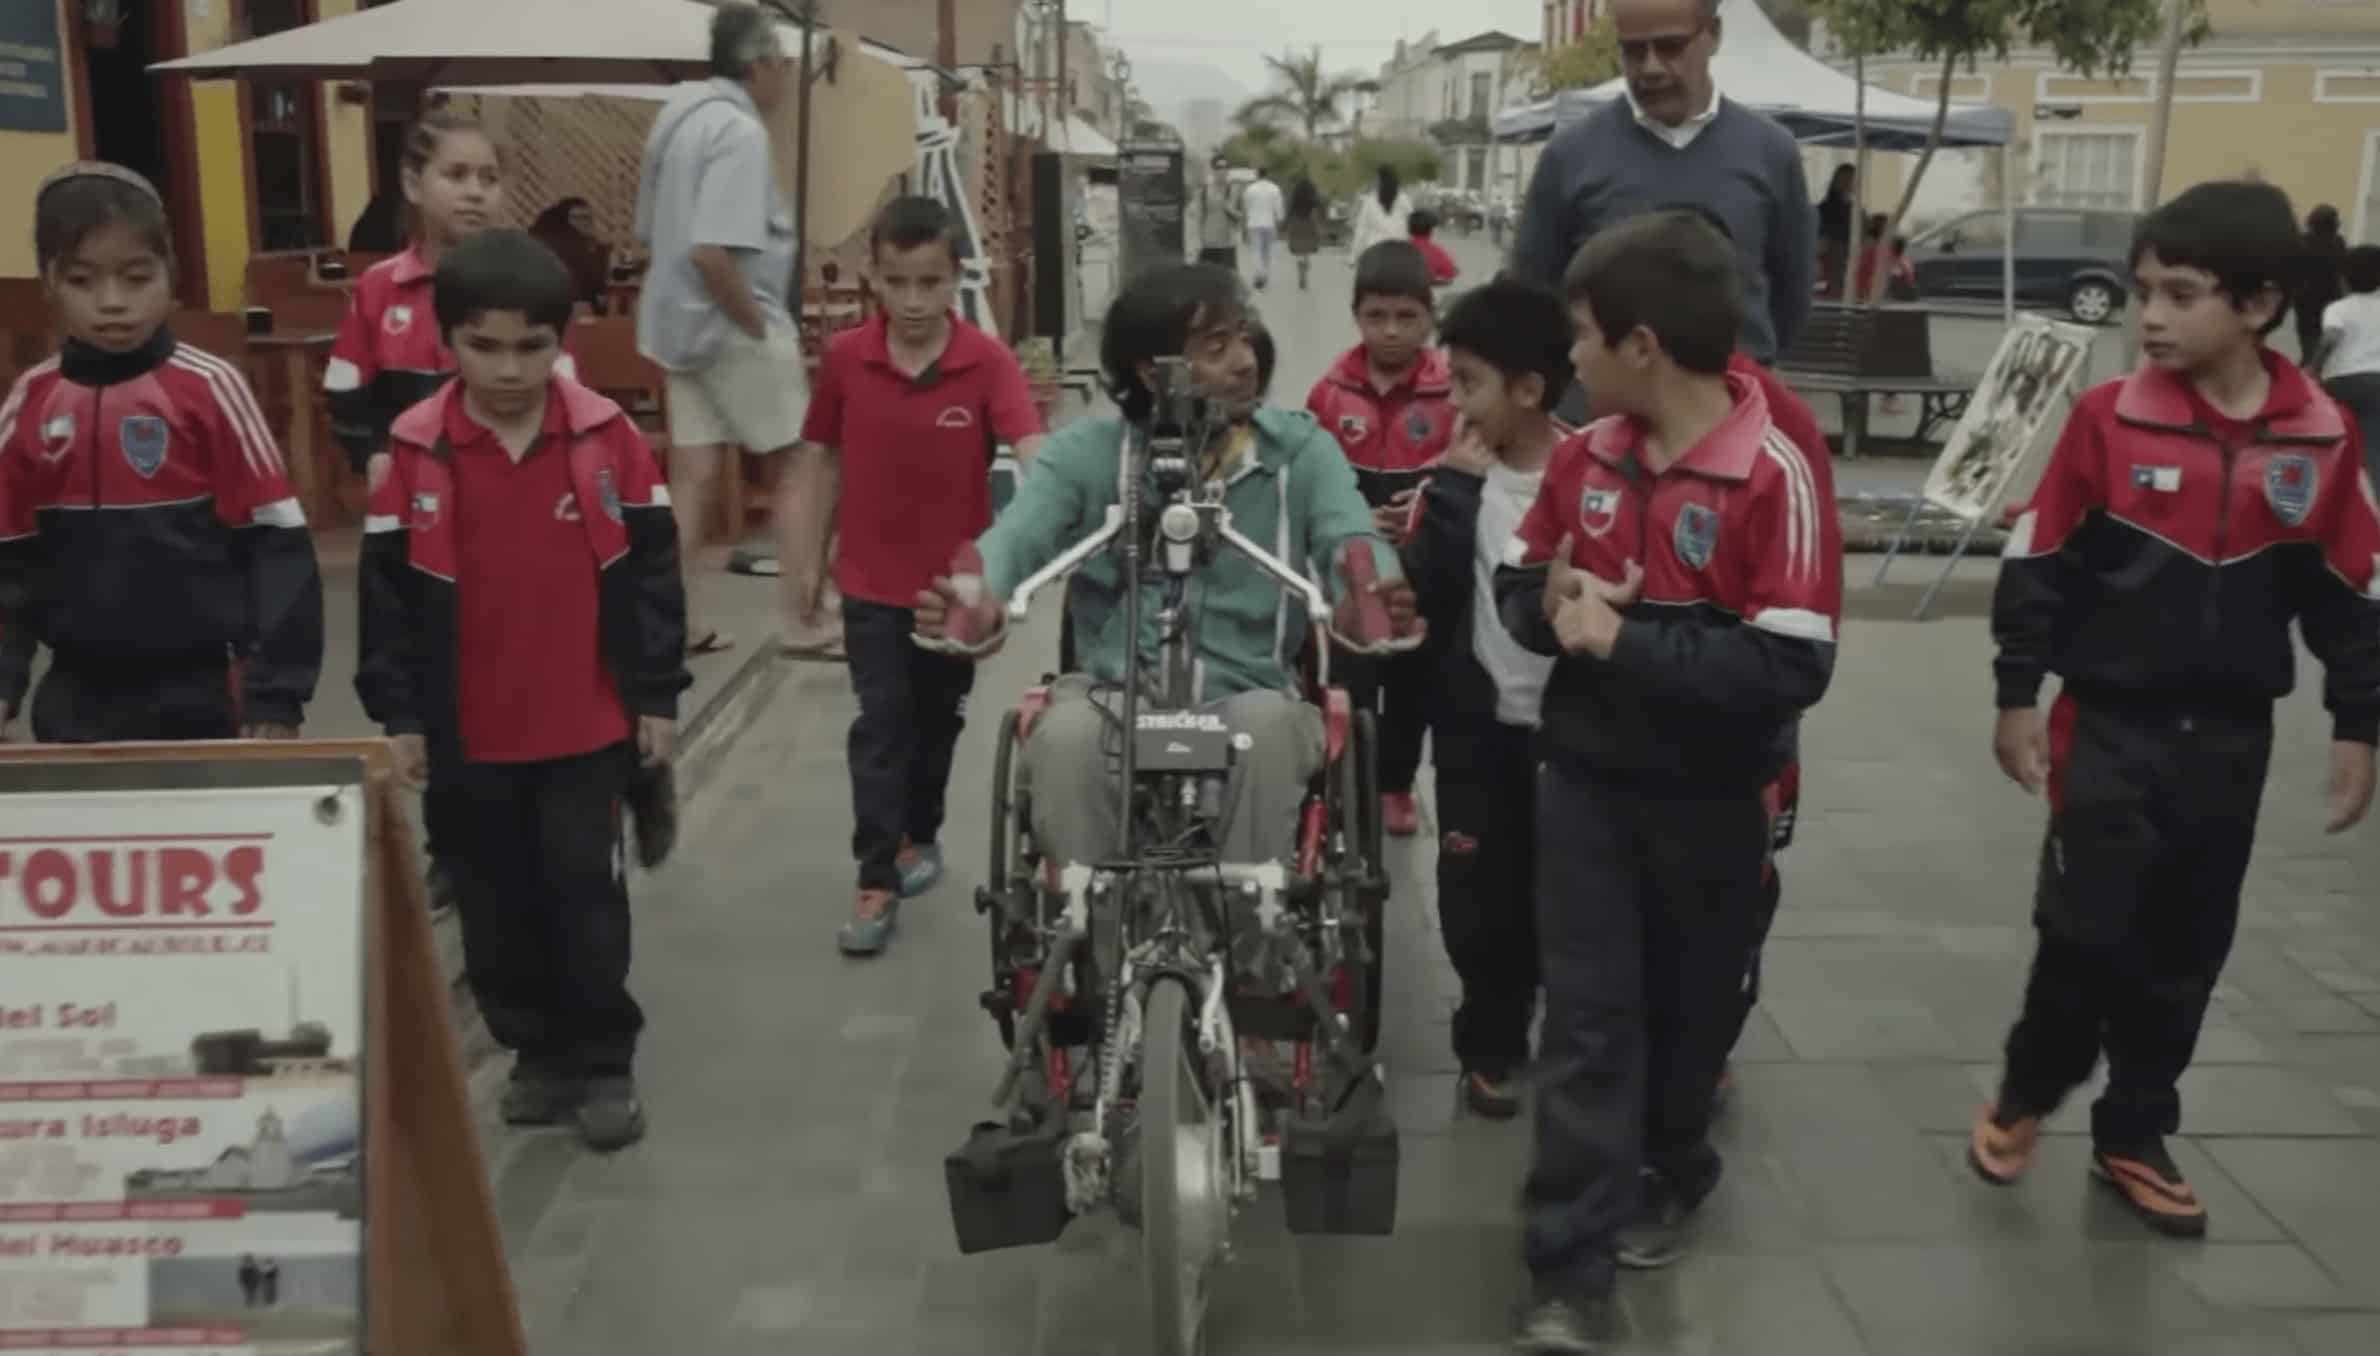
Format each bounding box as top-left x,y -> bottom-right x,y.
1337,540 -> 1393,648
943,542 -> 991,649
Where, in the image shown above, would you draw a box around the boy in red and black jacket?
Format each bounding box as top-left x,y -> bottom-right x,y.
0,163 -> 320,741
1970,181 -> 2380,1236
1308,239 -> 1454,836
1495,212 -> 1841,1351
357,230 -> 688,1154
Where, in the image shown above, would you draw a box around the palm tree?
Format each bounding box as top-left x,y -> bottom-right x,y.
1234,49 -> 1368,142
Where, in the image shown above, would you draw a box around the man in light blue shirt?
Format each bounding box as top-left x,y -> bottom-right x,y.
635,2 -> 807,653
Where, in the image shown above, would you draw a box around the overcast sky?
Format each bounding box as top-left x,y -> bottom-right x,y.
1092,0 -> 1546,96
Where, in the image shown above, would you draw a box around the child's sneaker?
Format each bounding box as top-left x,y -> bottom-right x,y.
575,1076 -> 647,1152
1462,1070 -> 1521,1120
1512,1286 -> 1609,1354
1967,1104 -> 2042,1185
500,1057 -> 580,1126
1382,791 -> 1419,838
896,840 -> 944,898
2092,1140 -> 2208,1237
837,889 -> 899,955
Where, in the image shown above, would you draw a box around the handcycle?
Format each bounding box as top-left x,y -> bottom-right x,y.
923,362 -> 1416,1355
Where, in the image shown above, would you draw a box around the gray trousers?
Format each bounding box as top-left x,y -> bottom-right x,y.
1021,675 -> 1324,867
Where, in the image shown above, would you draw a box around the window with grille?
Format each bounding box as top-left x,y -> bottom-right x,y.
247,0 -> 325,252
2034,132 -> 2139,211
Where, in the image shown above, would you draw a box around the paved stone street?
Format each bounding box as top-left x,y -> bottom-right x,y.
482,236 -> 2380,1354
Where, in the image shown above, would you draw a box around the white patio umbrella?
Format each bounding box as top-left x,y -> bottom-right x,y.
152,0 -> 729,85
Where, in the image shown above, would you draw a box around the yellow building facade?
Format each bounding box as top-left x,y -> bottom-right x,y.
1,0 -> 378,311
1848,0 -> 2380,237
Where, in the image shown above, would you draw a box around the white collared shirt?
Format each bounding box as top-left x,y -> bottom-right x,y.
1626,84 -> 1723,150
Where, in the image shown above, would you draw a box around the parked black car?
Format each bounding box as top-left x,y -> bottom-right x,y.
1907,207 -> 2139,324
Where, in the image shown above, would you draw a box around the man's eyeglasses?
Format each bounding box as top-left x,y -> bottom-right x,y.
1619,25 -> 1707,64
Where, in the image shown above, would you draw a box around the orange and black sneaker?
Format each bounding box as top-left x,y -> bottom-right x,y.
1966,1104 -> 2042,1185
2092,1141 -> 2208,1237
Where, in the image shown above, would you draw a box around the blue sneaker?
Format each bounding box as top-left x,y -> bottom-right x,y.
837,889 -> 899,956
896,842 -> 944,898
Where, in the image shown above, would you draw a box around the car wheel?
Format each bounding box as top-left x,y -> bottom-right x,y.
2068,279 -> 2121,325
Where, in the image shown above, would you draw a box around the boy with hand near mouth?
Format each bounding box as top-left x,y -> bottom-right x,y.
1396,276 -> 1572,1121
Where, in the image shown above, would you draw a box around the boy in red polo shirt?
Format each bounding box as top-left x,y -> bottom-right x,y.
787,196 -> 1045,955
357,230 -> 689,1153
1308,239 -> 1454,836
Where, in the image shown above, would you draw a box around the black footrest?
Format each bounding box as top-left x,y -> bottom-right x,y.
1280,1073 -> 1398,1236
945,1118 -> 1071,1254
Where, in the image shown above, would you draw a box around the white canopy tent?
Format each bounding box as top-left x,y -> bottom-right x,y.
1493,0 -> 2021,320
154,0 -> 732,83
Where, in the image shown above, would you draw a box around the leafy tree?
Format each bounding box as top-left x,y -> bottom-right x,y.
1521,18 -> 1623,94
1235,49 -> 1369,142
1809,0 -> 2207,305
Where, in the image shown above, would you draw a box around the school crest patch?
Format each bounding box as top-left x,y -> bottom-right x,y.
1335,413 -> 1369,446
1578,486 -> 1621,538
1404,408 -> 1434,445
411,490 -> 441,529
119,415 -> 170,478
384,305 -> 414,337
2264,454 -> 2315,527
1673,503 -> 1719,569
596,467 -> 623,524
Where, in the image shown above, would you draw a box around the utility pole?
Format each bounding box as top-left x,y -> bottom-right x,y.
792,0 -> 817,307
2138,0 -> 2191,209
1057,0 -> 1070,141
938,0 -> 958,119
2126,0 -> 2191,366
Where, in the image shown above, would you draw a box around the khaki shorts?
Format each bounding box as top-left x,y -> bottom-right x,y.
665,319 -> 810,453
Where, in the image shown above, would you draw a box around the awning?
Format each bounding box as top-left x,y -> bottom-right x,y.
1493,0 -> 2012,150
1009,103 -> 1120,160
155,0 -> 737,84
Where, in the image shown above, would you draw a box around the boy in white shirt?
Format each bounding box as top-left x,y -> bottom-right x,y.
1395,277 -> 1571,1119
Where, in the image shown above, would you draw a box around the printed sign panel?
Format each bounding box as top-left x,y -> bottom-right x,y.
1922,313 -> 2097,524
0,3 -> 67,135
0,779 -> 367,1356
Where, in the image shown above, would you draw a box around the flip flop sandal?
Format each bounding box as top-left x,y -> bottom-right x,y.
687,630 -> 736,656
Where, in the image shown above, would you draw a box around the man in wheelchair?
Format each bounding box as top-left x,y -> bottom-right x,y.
911,261 -> 1421,876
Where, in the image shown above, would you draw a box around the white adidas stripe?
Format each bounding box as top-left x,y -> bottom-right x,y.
1760,429 -> 1820,583
0,359 -> 60,455
170,347 -> 284,480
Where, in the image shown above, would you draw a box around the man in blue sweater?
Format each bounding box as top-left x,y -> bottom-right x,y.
1510,0 -> 1815,366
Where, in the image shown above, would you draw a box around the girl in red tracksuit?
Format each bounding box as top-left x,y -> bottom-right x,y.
0,163 -> 322,742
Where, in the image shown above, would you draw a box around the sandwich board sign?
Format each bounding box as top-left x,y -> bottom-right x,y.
0,742 -> 525,1355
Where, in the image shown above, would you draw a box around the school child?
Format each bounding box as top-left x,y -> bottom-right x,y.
1308,239 -> 1454,837
322,110 -> 620,897
1408,209 -> 1460,285
1498,211 -> 1841,1352
2310,242 -> 2380,481
0,163 -> 322,742
1971,180 -> 2380,1236
785,196 -> 1046,956
356,230 -> 688,1152
1396,276 -> 1571,1120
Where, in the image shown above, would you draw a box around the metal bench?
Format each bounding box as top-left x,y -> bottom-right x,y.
1778,304 -> 1975,457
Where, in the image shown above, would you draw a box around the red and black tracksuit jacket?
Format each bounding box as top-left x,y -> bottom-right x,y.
356,376 -> 690,762
0,329 -> 323,725
1306,345 -> 1455,504
1993,355 -> 2380,740
1496,371 -> 1844,792
326,245 -> 579,475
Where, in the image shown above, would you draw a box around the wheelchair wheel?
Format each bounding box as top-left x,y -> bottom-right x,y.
1140,977 -> 1224,1356
1340,710 -> 1387,1054
987,710 -> 1023,1047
